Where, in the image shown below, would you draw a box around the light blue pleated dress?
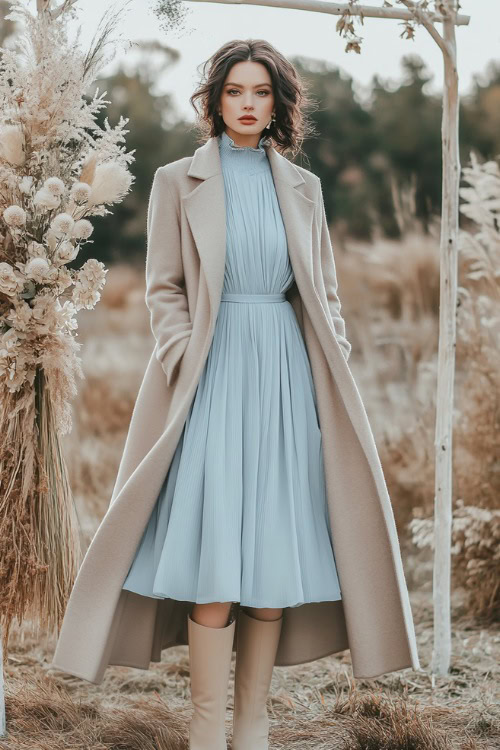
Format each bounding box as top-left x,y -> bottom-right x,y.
122,130 -> 343,609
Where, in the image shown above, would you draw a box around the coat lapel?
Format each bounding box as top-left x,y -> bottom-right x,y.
182,134 -> 316,327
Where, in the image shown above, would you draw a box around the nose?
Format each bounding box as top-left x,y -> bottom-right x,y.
242,93 -> 255,108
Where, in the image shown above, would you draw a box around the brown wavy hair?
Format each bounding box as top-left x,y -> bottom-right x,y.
189,39 -> 318,159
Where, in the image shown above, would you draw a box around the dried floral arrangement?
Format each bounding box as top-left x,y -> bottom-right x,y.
0,0 -> 134,649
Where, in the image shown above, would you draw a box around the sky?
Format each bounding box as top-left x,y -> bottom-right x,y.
26,0 -> 500,119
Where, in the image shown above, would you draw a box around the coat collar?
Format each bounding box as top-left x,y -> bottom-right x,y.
186,133 -> 305,187
182,134 -> 316,330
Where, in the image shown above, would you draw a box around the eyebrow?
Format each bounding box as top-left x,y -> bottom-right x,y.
224,82 -> 272,88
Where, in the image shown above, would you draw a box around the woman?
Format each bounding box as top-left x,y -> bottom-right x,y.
51,38 -> 420,750
124,39 -> 346,750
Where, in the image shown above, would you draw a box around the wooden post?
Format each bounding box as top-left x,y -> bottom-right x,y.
432,1 -> 460,677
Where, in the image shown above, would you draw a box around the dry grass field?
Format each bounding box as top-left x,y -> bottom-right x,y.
2,231 -> 499,749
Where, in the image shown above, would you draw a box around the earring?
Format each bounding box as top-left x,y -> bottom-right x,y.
266,111 -> 276,129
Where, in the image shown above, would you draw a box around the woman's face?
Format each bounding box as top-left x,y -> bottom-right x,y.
219,60 -> 275,147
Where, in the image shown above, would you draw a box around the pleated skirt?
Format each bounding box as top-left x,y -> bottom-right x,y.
122,290 -> 343,609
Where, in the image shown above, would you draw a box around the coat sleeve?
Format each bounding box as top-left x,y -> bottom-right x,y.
316,176 -> 351,362
145,166 -> 192,386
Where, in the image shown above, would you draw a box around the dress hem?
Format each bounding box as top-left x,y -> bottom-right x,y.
121,586 -> 342,608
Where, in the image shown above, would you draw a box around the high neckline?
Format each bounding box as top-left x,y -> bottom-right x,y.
218,129 -> 271,174
221,129 -> 270,151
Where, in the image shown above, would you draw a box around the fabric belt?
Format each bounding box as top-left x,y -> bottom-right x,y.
220,292 -> 286,304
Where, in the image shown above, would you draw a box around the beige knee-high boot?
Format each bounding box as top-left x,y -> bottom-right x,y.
232,609 -> 283,750
187,612 -> 236,750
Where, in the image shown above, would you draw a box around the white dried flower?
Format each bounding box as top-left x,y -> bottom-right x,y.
25,256 -> 51,282
56,299 -> 78,331
0,329 -> 26,388
0,348 -> 18,384
44,228 -> 59,251
31,295 -> 59,334
33,188 -> 60,210
0,124 -> 26,166
71,258 -> 107,310
0,262 -> 22,296
6,300 -> 33,331
27,240 -> 47,259
55,240 -> 79,264
79,257 -> 107,286
1,327 -> 21,352
44,176 -> 65,197
1,349 -> 31,392
50,212 -> 75,235
54,266 -> 73,292
72,281 -> 101,310
71,218 -> 93,240
19,175 -> 34,194
3,204 -> 26,227
70,181 -> 91,203
88,161 -> 133,206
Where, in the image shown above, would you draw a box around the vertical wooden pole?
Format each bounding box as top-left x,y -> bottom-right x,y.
432,2 -> 460,676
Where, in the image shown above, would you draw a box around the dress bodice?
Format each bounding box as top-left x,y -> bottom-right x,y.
218,130 -> 294,295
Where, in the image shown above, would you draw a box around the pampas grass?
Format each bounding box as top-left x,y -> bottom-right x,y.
0,365 -> 82,653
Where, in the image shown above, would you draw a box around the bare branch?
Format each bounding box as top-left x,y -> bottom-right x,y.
397,0 -> 454,59
184,0 -> 470,26
36,0 -> 79,19
49,0 -> 80,20
36,0 -> 51,13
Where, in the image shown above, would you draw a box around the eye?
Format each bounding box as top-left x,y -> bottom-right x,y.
226,89 -> 270,96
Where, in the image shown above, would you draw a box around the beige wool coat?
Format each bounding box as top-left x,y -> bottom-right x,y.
50,134 -> 421,685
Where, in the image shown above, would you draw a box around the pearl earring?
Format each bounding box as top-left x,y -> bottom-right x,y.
266,111 -> 276,129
